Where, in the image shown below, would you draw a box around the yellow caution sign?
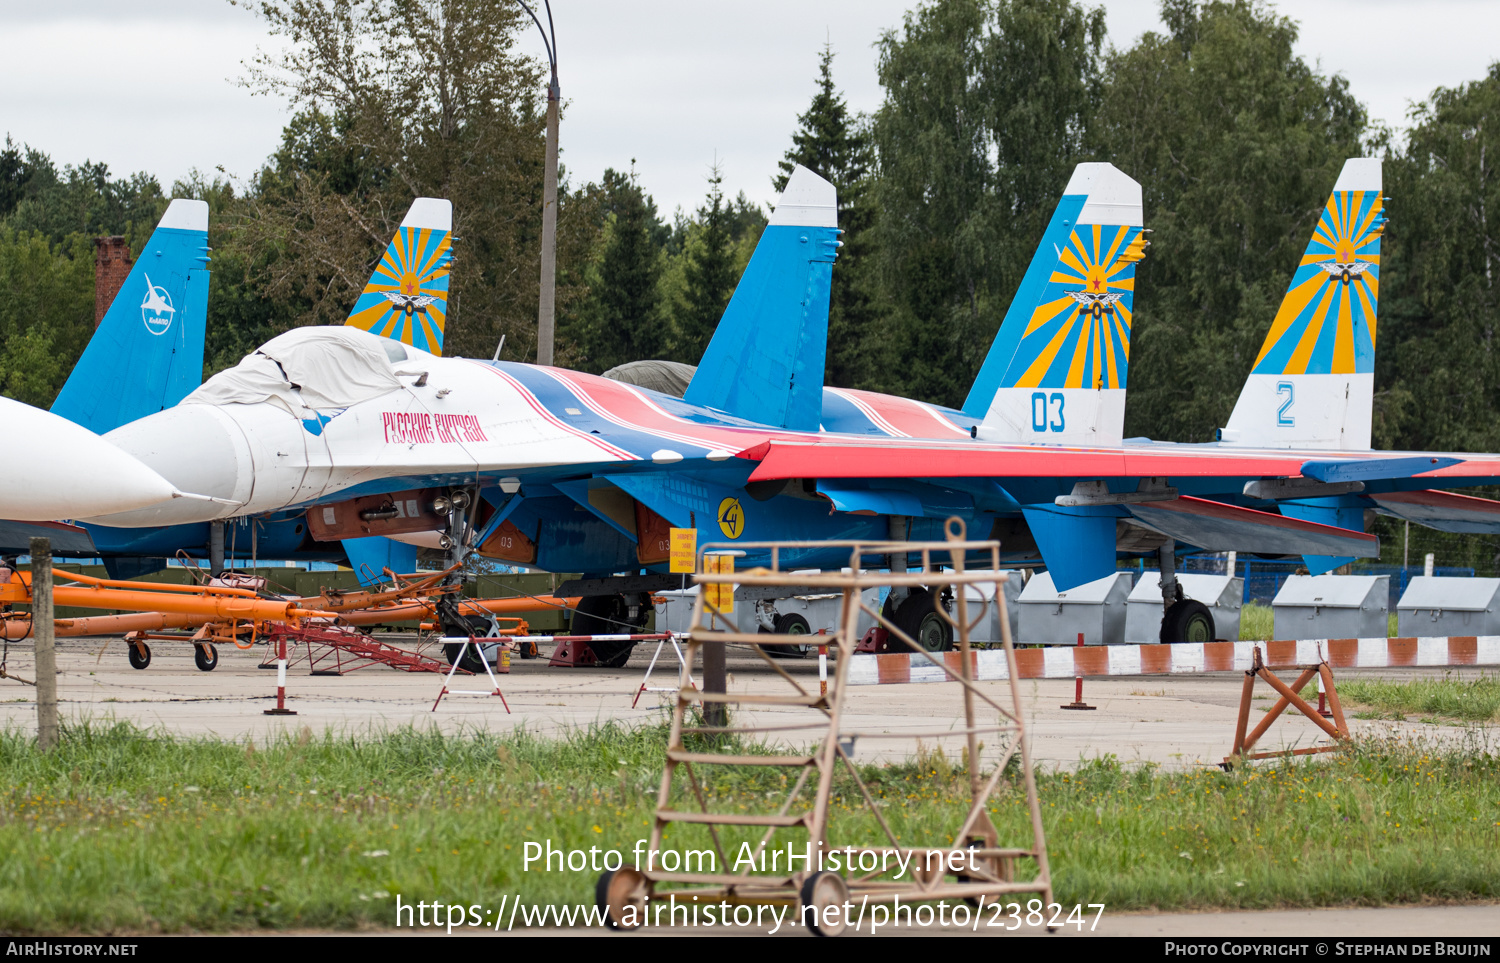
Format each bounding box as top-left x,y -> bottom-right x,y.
717,497 -> 745,539
669,527 -> 697,574
704,553 -> 735,614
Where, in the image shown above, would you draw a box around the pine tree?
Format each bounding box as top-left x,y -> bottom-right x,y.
575,166 -> 666,372
774,45 -> 878,389
674,166 -> 737,362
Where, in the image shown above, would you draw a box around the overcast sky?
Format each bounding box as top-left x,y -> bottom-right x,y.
1,1 -> 1495,218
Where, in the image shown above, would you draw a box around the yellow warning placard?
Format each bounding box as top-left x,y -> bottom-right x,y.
703,553 -> 735,614
669,527 -> 696,574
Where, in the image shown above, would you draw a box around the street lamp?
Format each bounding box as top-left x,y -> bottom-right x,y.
518,0 -> 559,366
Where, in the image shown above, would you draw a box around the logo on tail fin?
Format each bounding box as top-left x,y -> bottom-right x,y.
347,224 -> 452,355
1006,224 -> 1148,392
140,275 -> 175,336
1250,187 -> 1385,377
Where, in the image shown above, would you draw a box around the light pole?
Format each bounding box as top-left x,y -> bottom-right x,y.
518,0 -> 559,366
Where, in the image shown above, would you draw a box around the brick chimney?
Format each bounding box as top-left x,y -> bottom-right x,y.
94,236 -> 132,327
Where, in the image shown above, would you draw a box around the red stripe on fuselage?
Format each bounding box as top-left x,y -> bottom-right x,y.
544,368 -> 810,452
470,363 -> 637,461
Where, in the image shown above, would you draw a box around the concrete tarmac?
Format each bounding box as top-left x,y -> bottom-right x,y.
0,637 -> 1492,768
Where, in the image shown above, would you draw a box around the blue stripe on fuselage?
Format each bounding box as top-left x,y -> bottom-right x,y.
487,361 -> 727,457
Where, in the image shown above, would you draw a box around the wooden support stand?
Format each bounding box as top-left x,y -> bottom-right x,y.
1223,647 -> 1347,769
595,520 -> 1054,933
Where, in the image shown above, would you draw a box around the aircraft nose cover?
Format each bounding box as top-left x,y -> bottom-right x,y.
0,397 -> 177,520
81,404 -> 254,526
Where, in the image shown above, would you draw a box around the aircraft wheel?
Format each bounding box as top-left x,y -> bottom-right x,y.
193,644 -> 218,672
572,595 -> 636,668
127,641 -> 151,670
1161,599 -> 1215,643
443,642 -> 487,673
769,612 -> 811,658
895,590 -> 953,653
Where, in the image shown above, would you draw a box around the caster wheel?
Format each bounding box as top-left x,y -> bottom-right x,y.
194,644 -> 218,672
127,641 -> 151,670
595,867 -> 647,930
799,871 -> 850,937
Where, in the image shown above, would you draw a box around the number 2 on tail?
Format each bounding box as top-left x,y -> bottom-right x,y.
1276,381 -> 1294,427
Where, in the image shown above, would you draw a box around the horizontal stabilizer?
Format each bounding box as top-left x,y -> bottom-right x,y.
1124,496 -> 1377,559
1371,490 -> 1500,534
740,438 -> 1311,482
51,198 -> 210,434
1221,158 -> 1385,449
683,165 -> 839,431
970,163 -> 1147,447
0,519 -> 98,556
346,198 -> 453,355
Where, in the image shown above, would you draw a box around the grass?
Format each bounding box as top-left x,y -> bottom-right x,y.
1240,602 -> 1273,640
0,720 -> 1498,932
1330,674 -> 1500,723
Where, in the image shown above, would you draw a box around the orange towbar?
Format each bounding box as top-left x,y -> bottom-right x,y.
0,570 -> 323,623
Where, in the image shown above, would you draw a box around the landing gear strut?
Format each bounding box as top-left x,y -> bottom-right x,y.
1157,541 -> 1215,643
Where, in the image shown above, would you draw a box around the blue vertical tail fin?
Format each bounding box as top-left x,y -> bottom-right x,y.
1219,158 -> 1385,450
966,164 -> 1147,447
345,198 -> 453,355
682,165 -> 840,431
50,199 -> 210,434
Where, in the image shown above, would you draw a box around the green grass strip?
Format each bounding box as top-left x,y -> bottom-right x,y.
1335,674 -> 1500,723
0,721 -> 1496,932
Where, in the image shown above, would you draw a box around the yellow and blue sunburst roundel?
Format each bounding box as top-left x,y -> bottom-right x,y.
1000,224 -> 1149,390
1251,189 -> 1385,376
346,226 -> 452,355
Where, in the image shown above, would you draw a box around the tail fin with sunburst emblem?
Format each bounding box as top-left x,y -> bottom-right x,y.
1219,159 -> 1385,449
345,198 -> 453,355
967,163 -> 1147,447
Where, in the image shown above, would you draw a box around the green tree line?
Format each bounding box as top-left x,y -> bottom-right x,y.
7,0 -> 1500,566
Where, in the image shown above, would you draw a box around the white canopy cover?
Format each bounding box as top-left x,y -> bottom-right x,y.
185,326 -> 408,417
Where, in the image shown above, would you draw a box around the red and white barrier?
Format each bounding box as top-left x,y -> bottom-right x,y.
846,637 -> 1500,686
